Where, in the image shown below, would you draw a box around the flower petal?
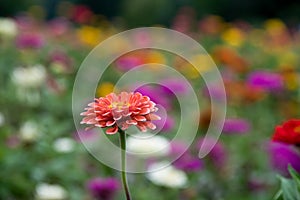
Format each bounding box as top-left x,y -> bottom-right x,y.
106,120 -> 116,126
106,126 -> 118,135
126,120 -> 138,125
134,115 -> 146,121
139,108 -> 150,115
148,114 -> 161,120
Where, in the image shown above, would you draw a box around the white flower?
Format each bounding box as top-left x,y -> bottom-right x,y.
0,112 -> 4,126
35,183 -> 67,200
0,18 -> 17,37
20,121 -> 40,142
147,162 -> 188,188
127,133 -> 170,157
53,138 -> 75,153
12,65 -> 46,88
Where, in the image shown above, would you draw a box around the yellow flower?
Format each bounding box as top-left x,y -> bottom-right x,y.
77,26 -> 102,47
278,52 -> 297,66
279,66 -> 299,91
221,27 -> 245,47
285,73 -> 299,90
145,51 -> 166,70
264,19 -> 286,35
96,82 -> 115,97
181,54 -> 215,79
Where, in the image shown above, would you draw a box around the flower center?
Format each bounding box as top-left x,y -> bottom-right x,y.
109,102 -> 130,109
294,126 -> 300,133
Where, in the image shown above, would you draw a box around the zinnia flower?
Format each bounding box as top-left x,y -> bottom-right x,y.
35,183 -> 67,200
222,118 -> 251,134
11,65 -> 46,88
87,178 -> 120,200
170,141 -> 203,172
153,115 -> 175,132
19,121 -> 40,142
269,142 -> 300,176
247,71 -> 283,92
74,129 -> 98,142
272,119 -> 300,145
81,92 -> 160,134
0,18 -> 17,37
135,85 -> 172,109
147,161 -> 188,188
173,153 -> 203,172
53,137 -> 75,153
197,137 -> 227,168
115,55 -> 144,71
16,33 -> 44,49
160,78 -> 189,96
126,133 -> 170,157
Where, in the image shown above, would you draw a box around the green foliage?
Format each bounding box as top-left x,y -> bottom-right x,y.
274,166 -> 300,200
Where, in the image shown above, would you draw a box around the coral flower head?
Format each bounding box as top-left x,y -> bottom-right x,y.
81,92 -> 161,134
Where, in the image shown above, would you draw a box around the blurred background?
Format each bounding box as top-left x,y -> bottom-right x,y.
1,0 -> 300,26
1,0 -> 300,200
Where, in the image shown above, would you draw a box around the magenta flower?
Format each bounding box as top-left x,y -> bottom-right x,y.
16,33 -> 44,49
269,142 -> 300,176
170,141 -> 203,172
247,71 -> 283,92
202,83 -> 226,101
48,18 -> 70,36
174,154 -> 203,172
116,56 -> 144,71
153,114 -> 175,132
87,178 -> 120,200
135,85 -> 172,110
222,118 -> 251,134
160,78 -> 189,96
74,129 -> 98,142
197,138 -> 227,168
49,51 -> 73,73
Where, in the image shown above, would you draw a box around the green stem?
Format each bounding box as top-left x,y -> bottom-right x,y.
119,129 -> 131,200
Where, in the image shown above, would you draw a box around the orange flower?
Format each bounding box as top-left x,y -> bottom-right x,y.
213,46 -> 249,73
80,92 -> 161,134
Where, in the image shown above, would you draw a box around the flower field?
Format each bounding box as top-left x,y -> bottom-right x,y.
1,4 -> 300,200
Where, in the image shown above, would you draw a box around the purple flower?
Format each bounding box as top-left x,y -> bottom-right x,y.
49,51 -> 73,73
197,137 -> 227,168
153,114 -> 175,132
87,178 -> 120,200
74,129 -> 98,142
202,83 -> 226,101
170,141 -> 203,172
269,142 -> 300,177
16,33 -> 44,49
247,71 -> 283,92
115,56 -> 143,71
135,85 -> 172,109
222,118 -> 251,134
174,154 -> 203,172
48,18 -> 70,36
160,78 -> 189,96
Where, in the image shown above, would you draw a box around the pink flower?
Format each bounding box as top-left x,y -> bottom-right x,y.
81,92 -> 161,134
87,177 -> 120,200
16,33 -> 44,49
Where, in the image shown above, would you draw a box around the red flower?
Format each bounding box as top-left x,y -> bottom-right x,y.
80,92 -> 161,134
272,119 -> 300,145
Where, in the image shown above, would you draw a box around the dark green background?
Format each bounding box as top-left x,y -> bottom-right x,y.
1,0 -> 300,26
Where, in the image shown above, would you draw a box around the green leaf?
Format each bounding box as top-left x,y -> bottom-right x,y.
279,175 -> 300,200
273,190 -> 283,200
288,165 -> 300,189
